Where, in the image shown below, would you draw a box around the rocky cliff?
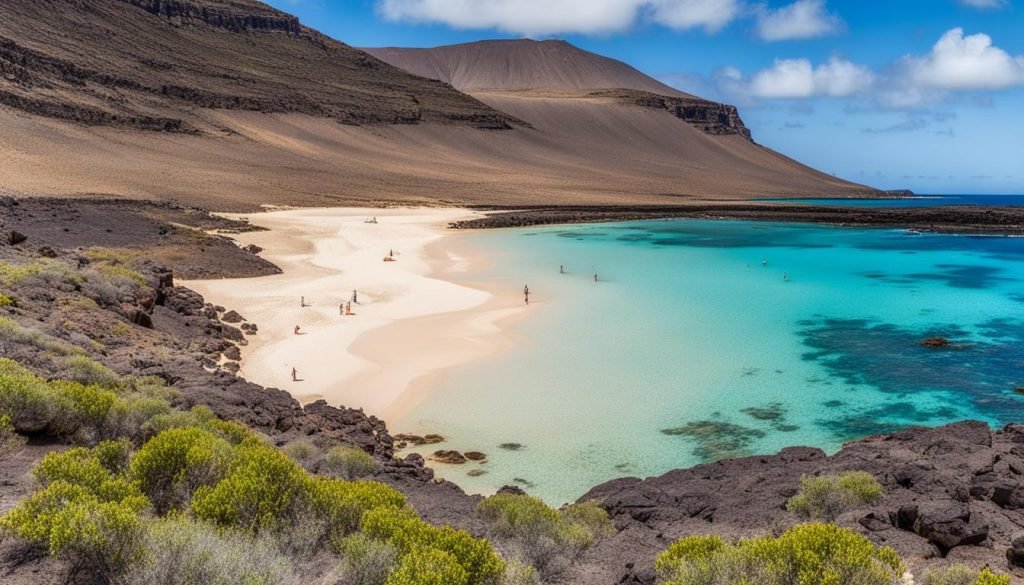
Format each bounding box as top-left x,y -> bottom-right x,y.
590,89 -> 752,140
0,0 -> 517,131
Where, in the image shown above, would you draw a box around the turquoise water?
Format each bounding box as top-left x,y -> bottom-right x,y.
762,194 -> 1024,208
395,220 -> 1024,505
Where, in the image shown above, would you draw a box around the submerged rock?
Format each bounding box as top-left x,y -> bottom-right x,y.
431,450 -> 466,465
499,442 -> 524,451
464,451 -> 487,461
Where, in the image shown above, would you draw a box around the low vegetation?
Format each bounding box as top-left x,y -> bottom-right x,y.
786,470 -> 884,521
655,523 -> 904,585
0,355 -> 515,585
477,493 -> 613,576
921,565 -> 1011,585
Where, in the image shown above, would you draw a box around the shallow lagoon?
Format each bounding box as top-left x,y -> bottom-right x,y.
394,220 -> 1024,504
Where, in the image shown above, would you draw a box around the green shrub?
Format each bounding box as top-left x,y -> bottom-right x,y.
123,516 -> 299,585
477,494 -> 613,573
0,358 -> 63,432
64,355 -> 122,388
306,477 -> 406,538
338,533 -> 400,585
386,546 -> 469,585
104,396 -> 172,442
499,561 -> 542,585
324,444 -> 376,479
787,471 -> 883,521
0,413 -> 25,455
655,523 -> 903,585
282,440 -> 319,468
975,568 -> 1012,585
191,438 -> 308,532
0,294 -> 16,307
49,380 -> 117,430
0,317 -> 86,356
0,259 -> 81,287
361,506 -> 505,585
144,405 -> 251,444
1,477 -> 148,578
923,565 -> 1011,585
34,447 -> 118,492
130,427 -> 233,513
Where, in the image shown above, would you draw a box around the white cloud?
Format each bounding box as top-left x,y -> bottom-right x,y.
901,28 -> 1024,91
376,0 -> 744,35
649,0 -> 743,33
957,0 -> 1008,9
755,0 -> 842,41
746,56 -> 873,98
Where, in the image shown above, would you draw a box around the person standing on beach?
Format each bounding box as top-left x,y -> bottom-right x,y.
523,285 -> 530,305
291,367 -> 297,382
346,302 -> 351,315
294,325 -> 300,335
352,290 -> 358,304
339,303 -> 344,316
300,296 -> 305,307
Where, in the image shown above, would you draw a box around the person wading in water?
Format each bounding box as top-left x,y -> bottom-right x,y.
523,285 -> 530,305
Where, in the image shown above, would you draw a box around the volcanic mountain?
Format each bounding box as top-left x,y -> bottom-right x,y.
0,0 -> 872,209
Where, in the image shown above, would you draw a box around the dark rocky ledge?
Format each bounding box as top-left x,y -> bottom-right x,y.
452,203 -> 1024,235
591,89 -> 752,140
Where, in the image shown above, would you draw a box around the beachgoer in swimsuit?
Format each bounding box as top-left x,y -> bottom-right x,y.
291,367 -> 297,381
294,325 -> 300,335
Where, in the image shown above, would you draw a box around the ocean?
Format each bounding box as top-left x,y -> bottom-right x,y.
394,218 -> 1024,504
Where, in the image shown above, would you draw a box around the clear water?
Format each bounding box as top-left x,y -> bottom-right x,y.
761,194 -> 1024,208
394,220 -> 1024,505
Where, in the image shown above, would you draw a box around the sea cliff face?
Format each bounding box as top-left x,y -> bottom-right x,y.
589,89 -> 753,140
1,198 -> 1022,584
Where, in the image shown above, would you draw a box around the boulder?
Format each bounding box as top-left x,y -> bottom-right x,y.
464,451 -> 487,461
6,230 -> 27,246
222,310 -> 245,323
431,450 -> 467,465
223,345 -> 242,361
912,503 -> 989,551
126,309 -> 154,329
37,246 -> 57,258
1007,534 -> 1024,567
243,244 -> 264,254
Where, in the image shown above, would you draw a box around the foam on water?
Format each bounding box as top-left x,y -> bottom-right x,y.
393,220 -> 1024,504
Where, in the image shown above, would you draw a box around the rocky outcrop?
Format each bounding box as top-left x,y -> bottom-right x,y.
567,422 -> 1024,583
123,0 -> 302,35
591,89 -> 753,140
0,1 -> 519,131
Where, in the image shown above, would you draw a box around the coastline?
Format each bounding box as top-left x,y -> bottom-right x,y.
182,207 -> 532,422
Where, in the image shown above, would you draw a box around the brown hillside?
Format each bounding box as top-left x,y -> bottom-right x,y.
363,39 -> 693,96
0,1 -> 874,209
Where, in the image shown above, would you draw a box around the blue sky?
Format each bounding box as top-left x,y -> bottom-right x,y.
268,0 -> 1024,194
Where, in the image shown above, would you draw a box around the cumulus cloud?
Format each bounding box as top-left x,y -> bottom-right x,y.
901,28 -> 1024,90
649,0 -> 743,33
710,27 -> 1023,108
755,0 -> 843,41
746,56 -> 874,98
377,0 -> 643,35
377,0 -> 745,35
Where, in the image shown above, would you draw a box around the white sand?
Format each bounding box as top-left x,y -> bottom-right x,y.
182,207 -> 527,420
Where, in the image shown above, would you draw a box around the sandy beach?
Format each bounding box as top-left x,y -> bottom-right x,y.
183,207 -> 529,420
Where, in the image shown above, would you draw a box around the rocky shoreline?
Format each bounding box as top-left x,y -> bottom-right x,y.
452,203 -> 1024,235
2,198 -> 1024,583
